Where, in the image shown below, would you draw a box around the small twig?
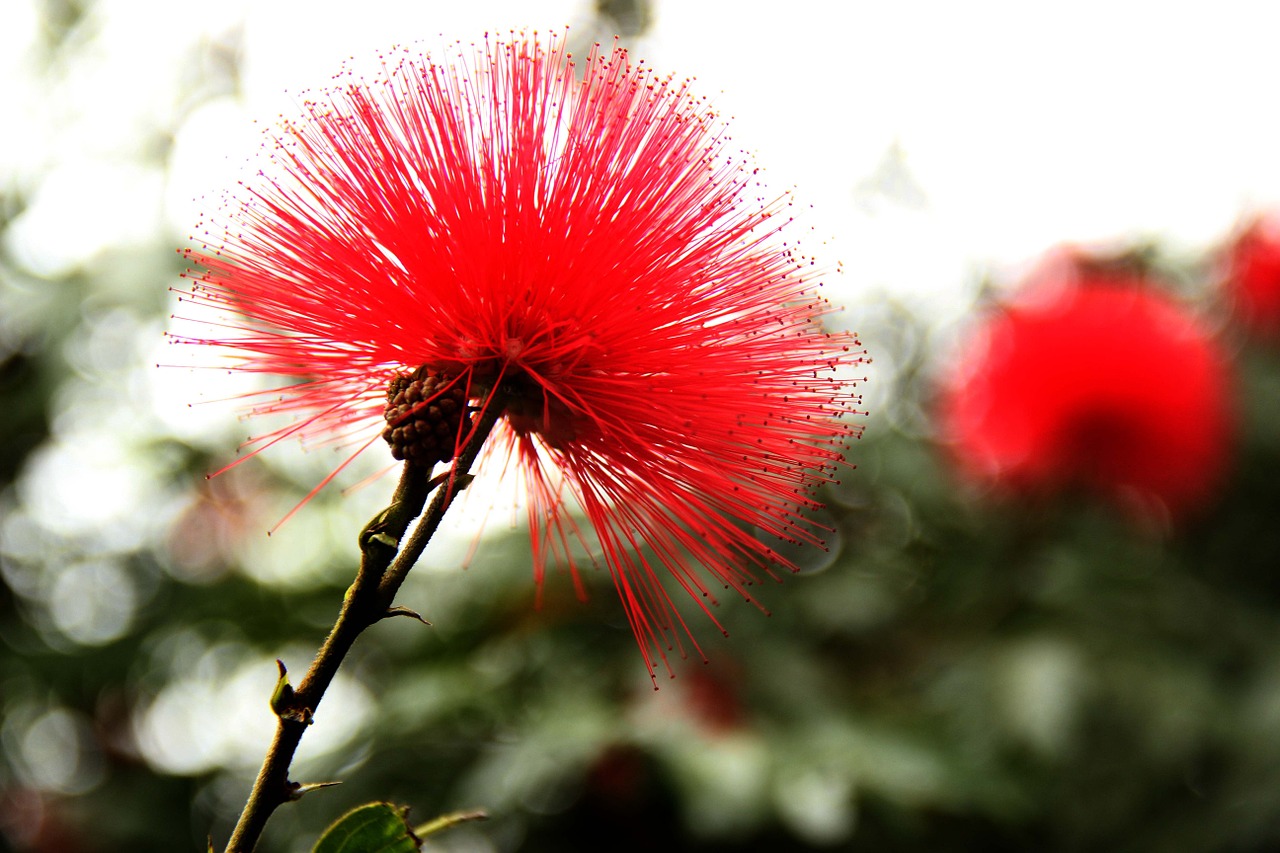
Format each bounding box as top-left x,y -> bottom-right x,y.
413,808 -> 489,839
222,395 -> 503,853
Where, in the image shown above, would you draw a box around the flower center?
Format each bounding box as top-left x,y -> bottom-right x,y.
503,375 -> 580,447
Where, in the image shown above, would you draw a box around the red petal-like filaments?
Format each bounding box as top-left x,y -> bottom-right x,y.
174,32 -> 865,680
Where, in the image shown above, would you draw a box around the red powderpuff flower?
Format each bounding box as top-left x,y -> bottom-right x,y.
173,33 -> 865,679
1222,214 -> 1280,341
938,256 -> 1232,524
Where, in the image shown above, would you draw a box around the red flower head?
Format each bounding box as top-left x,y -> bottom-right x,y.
938,250 -> 1233,524
1222,213 -> 1280,341
174,33 -> 865,679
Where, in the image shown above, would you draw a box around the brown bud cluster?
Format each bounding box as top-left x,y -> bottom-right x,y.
382,368 -> 470,465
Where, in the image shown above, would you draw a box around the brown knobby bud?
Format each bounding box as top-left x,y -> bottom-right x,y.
382,368 -> 470,465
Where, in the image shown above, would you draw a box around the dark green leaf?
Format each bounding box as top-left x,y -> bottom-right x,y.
312,802 -> 419,853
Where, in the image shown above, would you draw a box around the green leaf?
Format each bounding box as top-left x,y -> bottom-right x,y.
312,802 -> 420,853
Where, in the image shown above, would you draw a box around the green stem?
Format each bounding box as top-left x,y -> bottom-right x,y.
222,398 -> 502,853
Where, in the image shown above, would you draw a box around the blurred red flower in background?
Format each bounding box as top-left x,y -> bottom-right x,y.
938,252 -> 1234,524
1222,214 -> 1280,341
173,33 -> 864,678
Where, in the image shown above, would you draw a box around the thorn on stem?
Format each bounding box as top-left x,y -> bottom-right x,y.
383,605 -> 433,625
286,780 -> 342,801
422,469 -> 476,494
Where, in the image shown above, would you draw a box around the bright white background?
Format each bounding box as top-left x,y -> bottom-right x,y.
6,0 -> 1280,318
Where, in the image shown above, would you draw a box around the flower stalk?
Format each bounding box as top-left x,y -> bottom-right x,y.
223,395 -> 504,853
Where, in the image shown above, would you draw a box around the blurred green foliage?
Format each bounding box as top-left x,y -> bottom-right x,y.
4,2 -> 1280,852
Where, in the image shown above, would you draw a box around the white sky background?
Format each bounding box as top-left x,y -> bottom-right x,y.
8,0 -> 1280,315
